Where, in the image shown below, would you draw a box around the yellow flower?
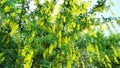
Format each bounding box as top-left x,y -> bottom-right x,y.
39,21 -> 44,26
95,45 -> 102,61
111,45 -> 118,57
49,44 -> 54,55
82,61 -> 85,68
66,60 -> 72,68
52,24 -> 57,33
11,12 -> 16,18
77,25 -> 80,30
64,36 -> 70,44
114,56 -> 119,64
105,54 -> 111,63
72,53 -> 76,60
71,22 -> 76,28
89,57 -> 93,64
9,22 -> 18,36
87,43 -> 94,53
1,0 -> 6,5
16,9 -> 22,13
108,63 -> 112,68
4,6 -> 10,13
43,48 -> 49,58
63,17 -> 66,22
0,52 -> 5,62
74,33 -> 78,40
57,31 -> 62,47
29,31 -> 35,43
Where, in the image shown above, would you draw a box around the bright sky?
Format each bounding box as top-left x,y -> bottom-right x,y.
84,0 -> 120,36
113,0 -> 120,17
94,0 -> 120,36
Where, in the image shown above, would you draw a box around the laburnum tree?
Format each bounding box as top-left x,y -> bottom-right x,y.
0,0 -> 120,68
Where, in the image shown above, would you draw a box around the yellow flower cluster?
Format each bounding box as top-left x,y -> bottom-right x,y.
0,52 -> 5,62
29,31 -> 35,43
105,54 -> 111,63
9,22 -> 19,36
114,55 -> 119,64
82,61 -> 85,68
111,45 -> 118,57
21,45 -> 34,68
89,57 -> 93,64
63,36 -> 70,44
16,9 -> 22,14
0,0 -> 6,5
87,43 -> 95,53
67,22 -> 76,32
74,33 -> 79,40
4,6 -> 10,13
57,31 -> 62,47
111,45 -> 119,64
43,43 -> 56,59
11,12 -> 17,18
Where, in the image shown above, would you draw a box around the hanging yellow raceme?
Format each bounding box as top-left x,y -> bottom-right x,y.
17,45 -> 34,68
101,58 -> 107,68
95,45 -> 101,61
57,30 -> 62,48
16,9 -> 22,14
82,61 -> 85,68
89,30 -> 97,37
38,21 -> 44,27
0,0 -> 6,5
4,6 -> 10,13
77,25 -> 80,30
105,54 -> 111,63
71,45 -> 76,61
66,53 -> 72,68
111,45 -> 118,57
9,22 -> 19,36
52,23 -> 57,33
11,12 -> 17,18
63,36 -> 70,44
63,16 -> 66,23
43,48 -> 49,59
107,63 -> 112,68
71,22 -> 76,28
87,43 -> 95,53
0,52 -> 5,62
66,60 -> 72,68
67,23 -> 72,32
49,44 -> 54,56
113,55 -> 119,64
71,4 -> 80,16
29,31 -> 35,43
89,57 -> 93,64
74,33 -> 79,40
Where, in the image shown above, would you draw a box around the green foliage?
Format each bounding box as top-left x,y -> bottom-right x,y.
0,0 -> 120,68
76,31 -> 120,68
